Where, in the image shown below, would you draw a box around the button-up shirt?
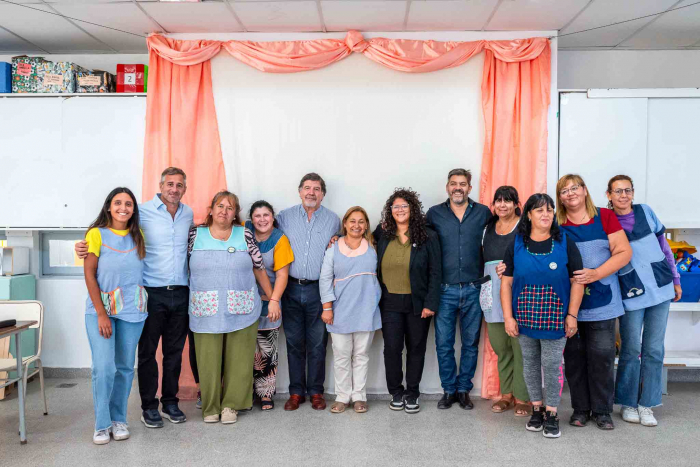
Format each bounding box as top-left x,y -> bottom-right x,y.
139,194 -> 193,287
426,198 -> 491,284
277,204 -> 340,281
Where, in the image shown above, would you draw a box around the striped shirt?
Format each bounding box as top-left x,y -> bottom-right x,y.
277,204 -> 340,281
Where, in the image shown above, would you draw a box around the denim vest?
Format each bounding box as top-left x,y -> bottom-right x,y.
512,233 -> 571,340
618,204 -> 675,311
85,228 -> 147,323
189,226 -> 262,333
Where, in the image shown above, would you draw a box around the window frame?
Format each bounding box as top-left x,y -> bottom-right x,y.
41,231 -> 86,277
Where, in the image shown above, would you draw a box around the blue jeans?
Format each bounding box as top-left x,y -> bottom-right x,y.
282,281 -> 328,396
435,283 -> 482,393
615,300 -> 671,408
86,314 -> 145,431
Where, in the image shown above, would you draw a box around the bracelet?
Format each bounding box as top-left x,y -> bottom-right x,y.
567,313 -> 578,320
269,298 -> 279,302
323,308 -> 333,311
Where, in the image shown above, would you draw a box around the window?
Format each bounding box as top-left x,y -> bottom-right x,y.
41,231 -> 85,276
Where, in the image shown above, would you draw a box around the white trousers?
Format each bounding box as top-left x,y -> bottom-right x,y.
331,331 -> 375,404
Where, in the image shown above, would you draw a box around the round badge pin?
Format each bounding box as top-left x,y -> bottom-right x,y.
549,262 -> 557,270
227,247 -> 236,253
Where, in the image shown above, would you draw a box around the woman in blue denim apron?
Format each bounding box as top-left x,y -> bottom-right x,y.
188,191 -> 274,424
84,187 -> 147,445
557,174 -> 632,430
606,175 -> 681,427
501,193 -> 585,438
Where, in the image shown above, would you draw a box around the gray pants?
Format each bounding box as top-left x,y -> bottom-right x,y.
518,335 -> 567,408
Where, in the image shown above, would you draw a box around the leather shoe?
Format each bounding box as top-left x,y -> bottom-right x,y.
458,392 -> 474,410
310,394 -> 327,410
284,395 -> 305,411
437,392 -> 457,409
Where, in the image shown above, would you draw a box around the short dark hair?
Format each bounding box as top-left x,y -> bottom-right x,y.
447,168 -> 472,185
248,200 -> 279,229
161,167 -> 187,184
518,193 -> 561,243
298,173 -> 327,195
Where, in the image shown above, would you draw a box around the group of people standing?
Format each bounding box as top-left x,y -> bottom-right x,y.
79,166 -> 680,444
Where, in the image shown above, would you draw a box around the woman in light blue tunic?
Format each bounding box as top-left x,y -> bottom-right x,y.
320,206 -> 381,414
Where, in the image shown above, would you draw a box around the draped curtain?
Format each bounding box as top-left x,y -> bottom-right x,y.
144,31 -> 551,400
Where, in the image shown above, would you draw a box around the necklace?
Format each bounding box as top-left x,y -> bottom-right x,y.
525,237 -> 554,256
210,227 -> 232,241
496,217 -> 518,235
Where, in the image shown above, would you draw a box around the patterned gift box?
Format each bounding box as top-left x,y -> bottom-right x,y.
116,64 -> 148,93
0,62 -> 10,93
37,61 -> 87,93
75,70 -> 116,93
11,56 -> 46,93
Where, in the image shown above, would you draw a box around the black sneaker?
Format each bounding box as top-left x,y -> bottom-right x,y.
437,392 -> 457,409
389,393 -> 405,411
569,410 -> 590,427
526,406 -> 545,432
141,409 -> 164,428
543,411 -> 561,438
593,412 -> 615,430
404,396 -> 420,414
161,404 -> 187,423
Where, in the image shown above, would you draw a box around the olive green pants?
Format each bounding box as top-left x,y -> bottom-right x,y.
194,322 -> 257,417
487,322 -> 530,402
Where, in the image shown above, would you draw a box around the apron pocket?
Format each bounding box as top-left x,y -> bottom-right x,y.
479,280 -> 493,313
581,280 -> 613,309
618,264 -> 646,300
100,287 -> 124,316
227,288 -> 255,315
134,286 -> 148,313
651,259 -> 673,288
191,290 -> 219,317
515,284 -> 564,332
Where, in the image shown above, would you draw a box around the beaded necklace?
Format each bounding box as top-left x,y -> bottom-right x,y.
525,236 -> 553,256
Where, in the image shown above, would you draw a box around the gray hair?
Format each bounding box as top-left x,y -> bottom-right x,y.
160,167 -> 187,185
447,168 -> 472,185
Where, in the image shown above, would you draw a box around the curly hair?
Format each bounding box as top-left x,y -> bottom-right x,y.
380,188 -> 429,246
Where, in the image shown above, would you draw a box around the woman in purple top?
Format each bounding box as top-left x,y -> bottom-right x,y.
606,175 -> 682,428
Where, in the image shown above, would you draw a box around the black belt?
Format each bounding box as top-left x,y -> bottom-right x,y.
289,276 -> 318,285
147,285 -> 188,291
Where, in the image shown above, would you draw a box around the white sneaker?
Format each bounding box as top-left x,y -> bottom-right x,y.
111,422 -> 130,441
203,414 -> 219,423
93,429 -> 110,445
638,406 -> 658,427
621,406 -> 640,424
221,407 -> 238,424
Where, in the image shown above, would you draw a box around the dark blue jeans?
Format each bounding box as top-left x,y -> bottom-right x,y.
434,283 -> 482,394
282,281 -> 328,396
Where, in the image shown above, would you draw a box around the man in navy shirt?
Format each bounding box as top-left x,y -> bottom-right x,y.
427,169 -> 491,410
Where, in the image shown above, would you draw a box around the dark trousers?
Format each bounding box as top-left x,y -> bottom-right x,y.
282,281 -> 328,396
381,293 -> 432,399
138,286 -> 190,410
564,317 -> 617,414
188,330 -> 199,384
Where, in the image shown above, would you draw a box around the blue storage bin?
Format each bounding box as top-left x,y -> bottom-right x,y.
0,62 -> 11,93
679,270 -> 700,302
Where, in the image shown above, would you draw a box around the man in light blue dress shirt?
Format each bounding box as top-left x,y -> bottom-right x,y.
276,173 -> 340,411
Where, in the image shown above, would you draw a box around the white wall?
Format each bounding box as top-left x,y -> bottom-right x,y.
558,50 -> 700,89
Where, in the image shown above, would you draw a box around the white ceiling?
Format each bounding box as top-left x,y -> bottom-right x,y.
1,0 -> 699,54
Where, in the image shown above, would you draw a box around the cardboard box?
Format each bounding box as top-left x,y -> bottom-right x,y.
0,62 -> 10,93
75,70 -> 116,93
11,56 -> 46,93
37,60 -> 87,93
116,64 -> 148,93
0,247 -> 30,276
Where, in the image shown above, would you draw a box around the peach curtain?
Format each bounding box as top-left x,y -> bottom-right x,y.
143,32 -> 550,400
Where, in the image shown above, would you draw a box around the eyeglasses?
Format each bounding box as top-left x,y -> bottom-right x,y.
391,204 -> 410,211
559,185 -> 582,197
612,188 -> 634,196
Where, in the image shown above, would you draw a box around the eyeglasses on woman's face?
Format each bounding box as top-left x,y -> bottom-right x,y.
559,184 -> 582,197
391,204 -> 410,211
611,188 -> 634,196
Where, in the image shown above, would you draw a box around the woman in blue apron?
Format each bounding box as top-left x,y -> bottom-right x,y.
188,191 -> 274,424
320,206 -> 382,414
556,174 -> 632,430
245,201 -> 294,411
481,186 -> 531,416
501,193 -> 585,438
84,187 -> 147,445
606,175 -> 681,427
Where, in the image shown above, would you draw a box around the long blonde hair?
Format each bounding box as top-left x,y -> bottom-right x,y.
555,174 -> 598,225
341,206 -> 374,247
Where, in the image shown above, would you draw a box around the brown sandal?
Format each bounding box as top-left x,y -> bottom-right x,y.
491,398 -> 515,413
330,402 -> 346,413
353,401 -> 368,413
514,402 -> 533,417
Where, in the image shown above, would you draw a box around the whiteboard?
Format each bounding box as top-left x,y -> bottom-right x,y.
0,96 -> 145,228
559,92 -> 700,227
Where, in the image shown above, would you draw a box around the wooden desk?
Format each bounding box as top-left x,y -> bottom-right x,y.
0,320 -> 37,445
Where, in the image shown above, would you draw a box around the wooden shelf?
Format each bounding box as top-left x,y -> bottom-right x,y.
1,93 -> 146,98
664,351 -> 700,368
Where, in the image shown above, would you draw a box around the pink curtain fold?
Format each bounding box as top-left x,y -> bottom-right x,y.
478,39 -> 551,400
143,32 -> 551,400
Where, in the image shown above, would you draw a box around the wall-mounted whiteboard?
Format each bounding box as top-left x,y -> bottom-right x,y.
0,96 -> 145,228
559,91 -> 700,228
